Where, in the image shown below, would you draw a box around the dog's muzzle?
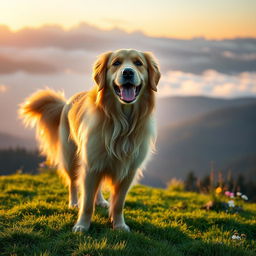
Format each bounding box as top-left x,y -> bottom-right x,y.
114,67 -> 142,103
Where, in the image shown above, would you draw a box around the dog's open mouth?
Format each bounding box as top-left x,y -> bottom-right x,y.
114,83 -> 142,103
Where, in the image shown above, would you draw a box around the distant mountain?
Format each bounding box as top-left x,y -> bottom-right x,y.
0,148 -> 43,175
142,103 -> 256,187
224,154 -> 256,179
0,132 -> 36,149
156,96 -> 256,127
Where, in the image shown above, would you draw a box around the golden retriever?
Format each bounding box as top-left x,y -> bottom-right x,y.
19,49 -> 161,232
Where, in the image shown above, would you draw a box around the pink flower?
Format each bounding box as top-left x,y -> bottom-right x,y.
225,191 -> 231,197
230,192 -> 234,197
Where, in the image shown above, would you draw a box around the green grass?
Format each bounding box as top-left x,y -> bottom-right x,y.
0,171 -> 255,256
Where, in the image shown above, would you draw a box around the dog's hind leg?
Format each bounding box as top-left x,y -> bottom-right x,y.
59,105 -> 80,208
60,132 -> 81,208
67,150 -> 80,208
96,186 -> 109,208
73,170 -> 102,232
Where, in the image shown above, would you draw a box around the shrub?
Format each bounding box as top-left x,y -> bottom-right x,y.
167,178 -> 185,192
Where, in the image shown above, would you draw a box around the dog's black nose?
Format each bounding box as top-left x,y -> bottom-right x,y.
122,68 -> 134,80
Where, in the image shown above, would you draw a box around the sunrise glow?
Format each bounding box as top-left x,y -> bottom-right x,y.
1,0 -> 256,39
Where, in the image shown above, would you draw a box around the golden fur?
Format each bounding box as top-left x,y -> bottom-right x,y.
19,49 -> 161,232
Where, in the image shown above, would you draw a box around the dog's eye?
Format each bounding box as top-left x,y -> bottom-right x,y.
113,60 -> 121,66
134,60 -> 143,66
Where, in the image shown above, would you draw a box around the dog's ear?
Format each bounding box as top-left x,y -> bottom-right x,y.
144,52 -> 161,92
93,51 -> 112,91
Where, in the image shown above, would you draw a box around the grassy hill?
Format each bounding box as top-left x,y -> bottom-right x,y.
0,171 -> 255,256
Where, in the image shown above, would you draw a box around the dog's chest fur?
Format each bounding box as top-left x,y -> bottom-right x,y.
86,109 -> 154,181
68,90 -> 156,181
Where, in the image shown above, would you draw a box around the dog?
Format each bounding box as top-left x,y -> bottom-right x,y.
19,49 -> 161,232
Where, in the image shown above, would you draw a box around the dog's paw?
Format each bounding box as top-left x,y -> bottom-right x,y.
113,223 -> 130,232
72,223 -> 89,233
96,199 -> 110,208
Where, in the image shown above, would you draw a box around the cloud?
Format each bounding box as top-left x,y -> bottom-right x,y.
0,53 -> 58,74
0,24 -> 119,50
0,84 -> 7,93
159,70 -> 256,98
0,24 -> 256,75
222,51 -> 256,61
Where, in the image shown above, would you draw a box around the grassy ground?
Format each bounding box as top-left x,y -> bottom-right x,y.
0,171 -> 255,256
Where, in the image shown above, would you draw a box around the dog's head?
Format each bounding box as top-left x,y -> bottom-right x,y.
93,49 -> 161,104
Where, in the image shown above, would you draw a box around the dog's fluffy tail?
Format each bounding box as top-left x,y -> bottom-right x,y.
19,89 -> 66,166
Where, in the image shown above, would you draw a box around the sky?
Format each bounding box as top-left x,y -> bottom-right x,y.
1,0 -> 256,39
0,1 -> 256,138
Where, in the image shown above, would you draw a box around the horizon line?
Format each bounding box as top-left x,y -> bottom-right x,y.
1,22 -> 256,41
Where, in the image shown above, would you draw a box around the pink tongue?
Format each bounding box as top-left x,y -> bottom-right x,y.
120,86 -> 136,101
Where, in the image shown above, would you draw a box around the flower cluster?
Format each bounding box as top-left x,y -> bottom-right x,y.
215,188 -> 248,201
231,232 -> 246,241
223,190 -> 249,201
212,187 -> 249,213
232,234 -> 241,240
224,191 -> 234,198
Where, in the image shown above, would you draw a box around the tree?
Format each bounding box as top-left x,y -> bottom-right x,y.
185,171 -> 197,191
236,173 -> 245,193
200,175 -> 210,193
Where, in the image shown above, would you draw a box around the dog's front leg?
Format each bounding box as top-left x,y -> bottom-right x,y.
110,170 -> 136,232
72,171 -> 101,232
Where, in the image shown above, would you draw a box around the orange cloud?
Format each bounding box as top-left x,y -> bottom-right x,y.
0,84 -> 7,93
